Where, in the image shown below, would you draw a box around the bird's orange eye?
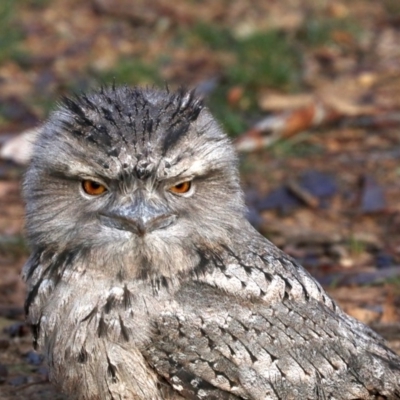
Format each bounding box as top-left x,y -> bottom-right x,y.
169,181 -> 192,194
82,180 -> 107,196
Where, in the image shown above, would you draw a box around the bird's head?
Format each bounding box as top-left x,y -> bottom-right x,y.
24,87 -> 247,281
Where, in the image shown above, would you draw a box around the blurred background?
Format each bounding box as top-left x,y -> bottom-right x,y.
1,0 -> 400,397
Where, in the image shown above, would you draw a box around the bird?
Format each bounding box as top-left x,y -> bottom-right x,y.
22,85 -> 400,400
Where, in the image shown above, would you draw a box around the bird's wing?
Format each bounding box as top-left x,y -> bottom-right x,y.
145,242 -> 400,400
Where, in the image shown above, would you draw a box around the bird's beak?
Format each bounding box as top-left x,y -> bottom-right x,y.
100,202 -> 177,236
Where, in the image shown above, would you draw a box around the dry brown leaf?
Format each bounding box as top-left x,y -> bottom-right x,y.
345,306 -> 380,324
258,92 -> 315,111
381,286 -> 399,323
0,127 -> 41,165
317,78 -> 377,116
327,3 -> 350,18
227,86 -> 244,107
0,182 -> 19,199
235,102 -> 340,152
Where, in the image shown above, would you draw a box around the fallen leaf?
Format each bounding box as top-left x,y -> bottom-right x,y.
381,286 -> 399,323
0,127 -> 41,165
346,306 -> 380,324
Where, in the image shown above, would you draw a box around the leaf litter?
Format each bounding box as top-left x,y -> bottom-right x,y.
1,0 -> 400,397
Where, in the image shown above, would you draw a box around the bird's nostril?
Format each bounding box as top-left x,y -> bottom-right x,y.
146,214 -> 177,232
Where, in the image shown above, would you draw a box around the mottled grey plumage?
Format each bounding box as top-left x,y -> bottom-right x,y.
23,86 -> 400,400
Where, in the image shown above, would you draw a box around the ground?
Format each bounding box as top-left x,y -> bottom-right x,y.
1,0 -> 400,398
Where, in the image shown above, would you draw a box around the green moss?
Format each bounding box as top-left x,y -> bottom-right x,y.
181,23 -> 302,135
299,16 -> 361,48
206,85 -> 247,136
228,31 -> 301,90
269,133 -> 323,158
348,236 -> 366,257
0,1 -> 24,64
0,235 -> 29,259
20,0 -> 51,7
186,23 -> 301,90
93,58 -> 163,87
187,23 -> 234,50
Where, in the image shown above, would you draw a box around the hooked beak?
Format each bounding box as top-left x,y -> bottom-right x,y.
100,203 -> 177,236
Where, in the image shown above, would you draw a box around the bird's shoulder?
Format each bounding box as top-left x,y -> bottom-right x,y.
145,236 -> 400,399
